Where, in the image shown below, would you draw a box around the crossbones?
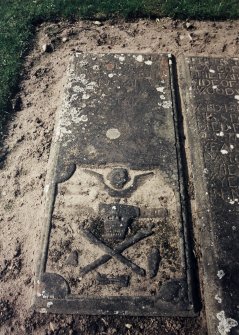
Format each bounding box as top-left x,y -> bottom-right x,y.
80,227 -> 153,277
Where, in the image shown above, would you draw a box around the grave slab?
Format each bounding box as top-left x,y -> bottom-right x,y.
179,57 -> 239,334
33,53 -> 197,316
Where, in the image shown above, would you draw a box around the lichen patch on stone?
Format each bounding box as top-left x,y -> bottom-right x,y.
106,128 -> 121,140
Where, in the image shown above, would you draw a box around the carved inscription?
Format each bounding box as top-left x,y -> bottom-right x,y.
189,57 -> 239,96
188,57 -> 239,203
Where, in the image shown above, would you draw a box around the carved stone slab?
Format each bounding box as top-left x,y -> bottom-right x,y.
33,53 -> 196,316
179,57 -> 239,334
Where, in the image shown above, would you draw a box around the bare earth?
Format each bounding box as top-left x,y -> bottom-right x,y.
1,17 -> 239,334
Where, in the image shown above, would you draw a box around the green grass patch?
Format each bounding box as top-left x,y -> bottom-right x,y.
160,0 -> 239,19
0,0 -> 239,137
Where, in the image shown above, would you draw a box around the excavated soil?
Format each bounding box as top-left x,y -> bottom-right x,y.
1,16 -> 239,334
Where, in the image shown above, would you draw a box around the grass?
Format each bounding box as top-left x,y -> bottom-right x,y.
0,0 -> 239,137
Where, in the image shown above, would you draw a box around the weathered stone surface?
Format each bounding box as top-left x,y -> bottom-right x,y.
66,250 -> 79,267
180,57 -> 239,334
34,53 -> 196,316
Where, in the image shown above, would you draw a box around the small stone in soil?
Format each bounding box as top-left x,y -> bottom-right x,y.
185,22 -> 194,30
42,43 -> 53,53
93,21 -> 103,26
